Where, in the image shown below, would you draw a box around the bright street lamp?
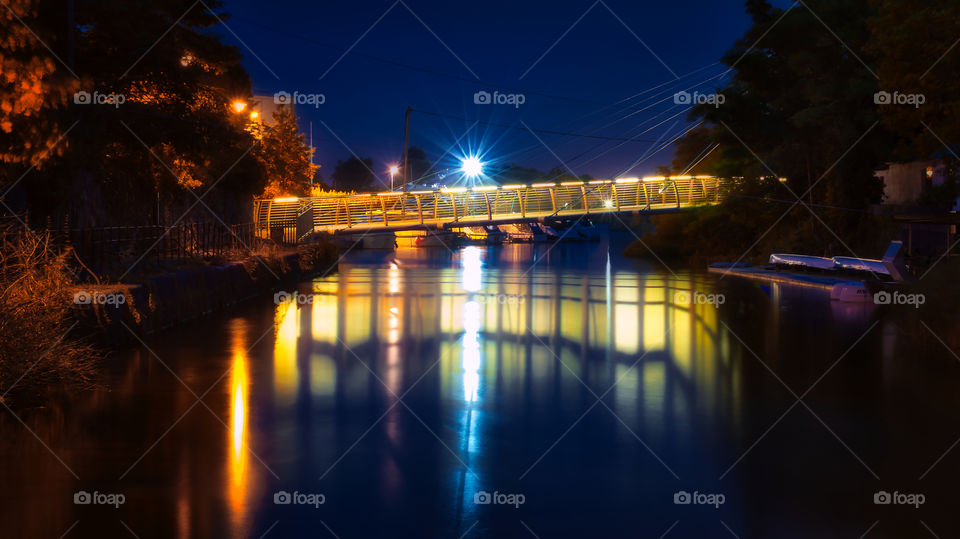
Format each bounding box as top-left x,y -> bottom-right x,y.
461,156 -> 483,178
231,100 -> 247,114
389,165 -> 400,190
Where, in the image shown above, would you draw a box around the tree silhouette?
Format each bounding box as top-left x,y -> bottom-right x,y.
332,156 -> 377,192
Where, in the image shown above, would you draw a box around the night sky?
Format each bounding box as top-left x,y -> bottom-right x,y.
219,0 -> 791,186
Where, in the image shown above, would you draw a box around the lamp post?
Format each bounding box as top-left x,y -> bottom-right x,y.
389,165 -> 399,191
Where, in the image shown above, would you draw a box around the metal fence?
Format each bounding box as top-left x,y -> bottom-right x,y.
1,216 -> 264,276
63,222 -> 260,268
254,176 -> 728,234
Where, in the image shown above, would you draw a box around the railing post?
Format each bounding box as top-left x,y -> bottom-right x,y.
381,196 -> 388,226
580,185 -> 589,213
415,194 -> 424,224
520,189 -> 526,218
611,184 -> 620,211
672,179 -> 681,208
483,192 -> 492,221
345,199 -> 352,228
549,187 -> 557,213
451,193 -> 458,221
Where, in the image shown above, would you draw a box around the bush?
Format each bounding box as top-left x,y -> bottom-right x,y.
0,225 -> 97,406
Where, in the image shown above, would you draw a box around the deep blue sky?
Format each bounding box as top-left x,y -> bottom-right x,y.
218,0 -> 790,186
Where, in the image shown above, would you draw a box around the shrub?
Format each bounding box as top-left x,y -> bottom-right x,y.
0,225 -> 97,406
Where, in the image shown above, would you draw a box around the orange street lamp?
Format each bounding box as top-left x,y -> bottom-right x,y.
232,100 -> 247,114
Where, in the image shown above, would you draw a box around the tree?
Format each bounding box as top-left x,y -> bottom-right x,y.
494,164 -> 543,184
256,108 -> 318,198
332,156 -> 377,192
677,0 -> 890,215
868,0 -> 960,159
11,0 -> 265,226
0,0 -> 78,173
405,146 -> 432,183
669,126 -> 723,175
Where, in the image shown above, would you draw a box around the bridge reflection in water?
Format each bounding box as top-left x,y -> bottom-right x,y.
268,247 -> 743,499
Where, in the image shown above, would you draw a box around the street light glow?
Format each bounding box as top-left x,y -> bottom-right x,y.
389,165 -> 399,176
461,156 -> 483,178
232,100 -> 247,113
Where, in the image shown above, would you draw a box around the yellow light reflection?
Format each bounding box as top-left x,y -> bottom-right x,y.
227,318 -> 251,537
274,301 -> 299,404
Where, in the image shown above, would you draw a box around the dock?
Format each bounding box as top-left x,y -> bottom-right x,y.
708,265 -> 862,290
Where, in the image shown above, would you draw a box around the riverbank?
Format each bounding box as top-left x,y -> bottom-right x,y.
73,239 -> 339,342
622,203 -> 899,266
0,232 -> 338,407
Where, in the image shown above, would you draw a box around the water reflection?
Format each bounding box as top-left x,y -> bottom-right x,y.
7,240 -> 940,538
270,247 -> 739,488
228,318 -> 250,536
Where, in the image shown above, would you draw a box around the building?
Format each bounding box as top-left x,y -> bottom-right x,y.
249,95 -> 295,126
875,160 -> 949,205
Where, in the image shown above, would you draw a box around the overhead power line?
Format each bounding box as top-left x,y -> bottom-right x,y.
410,108 -> 660,143
234,16 -> 722,111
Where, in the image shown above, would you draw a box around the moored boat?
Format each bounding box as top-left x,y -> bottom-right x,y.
832,256 -> 891,276
769,253 -> 837,271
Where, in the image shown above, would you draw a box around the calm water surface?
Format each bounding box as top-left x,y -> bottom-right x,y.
2,234 -> 959,538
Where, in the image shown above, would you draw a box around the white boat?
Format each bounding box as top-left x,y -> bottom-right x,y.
528,223 -> 557,243
830,282 -> 873,303
832,256 -> 891,276
769,253 -> 837,271
563,221 -> 602,242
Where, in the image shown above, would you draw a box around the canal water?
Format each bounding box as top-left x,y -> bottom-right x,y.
2,233 -> 958,538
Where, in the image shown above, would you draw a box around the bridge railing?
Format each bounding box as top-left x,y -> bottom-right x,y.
254,176 -> 727,235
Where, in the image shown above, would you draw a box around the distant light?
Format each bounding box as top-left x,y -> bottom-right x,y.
273,197 -> 298,202
461,156 -> 483,178
180,53 -> 194,67
249,111 -> 259,120
389,165 -> 399,175
604,199 -> 614,208
232,101 -> 247,113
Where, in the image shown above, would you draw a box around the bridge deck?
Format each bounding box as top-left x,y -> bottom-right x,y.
255,176 -> 726,236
